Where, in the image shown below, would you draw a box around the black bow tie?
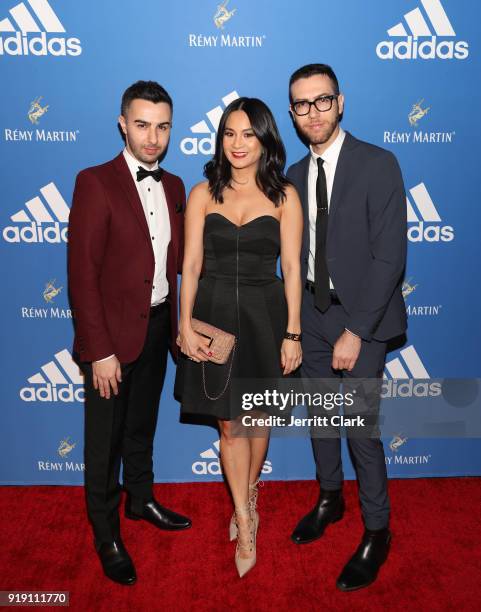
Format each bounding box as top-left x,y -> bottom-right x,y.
136,166 -> 163,182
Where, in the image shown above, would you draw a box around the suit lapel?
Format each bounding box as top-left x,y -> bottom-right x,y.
299,154 -> 310,213
113,153 -> 151,240
327,131 -> 357,239
160,171 -> 177,248
298,154 -> 311,253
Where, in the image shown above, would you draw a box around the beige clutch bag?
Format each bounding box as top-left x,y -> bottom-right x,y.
191,318 -> 236,365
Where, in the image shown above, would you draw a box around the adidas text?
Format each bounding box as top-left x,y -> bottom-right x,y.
180,132 -> 215,156
408,222 -> 454,242
381,379 -> 442,399
0,31 -> 81,56
3,222 -> 68,243
20,383 -> 84,403
192,458 -> 272,476
376,36 -> 468,60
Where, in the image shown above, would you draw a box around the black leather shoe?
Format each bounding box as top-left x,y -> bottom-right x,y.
336,527 -> 391,591
291,489 -> 344,544
95,540 -> 136,586
125,497 -> 192,531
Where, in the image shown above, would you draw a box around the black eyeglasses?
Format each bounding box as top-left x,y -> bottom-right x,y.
291,94 -> 339,116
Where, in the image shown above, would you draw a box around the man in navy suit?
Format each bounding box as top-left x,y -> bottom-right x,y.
286,64 -> 407,591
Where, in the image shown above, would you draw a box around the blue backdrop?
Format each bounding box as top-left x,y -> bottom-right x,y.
1,0 -> 480,485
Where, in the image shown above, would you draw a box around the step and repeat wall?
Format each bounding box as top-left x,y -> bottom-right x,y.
1,0 -> 480,485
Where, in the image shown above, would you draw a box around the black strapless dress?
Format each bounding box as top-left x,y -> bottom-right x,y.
175,212 -> 288,420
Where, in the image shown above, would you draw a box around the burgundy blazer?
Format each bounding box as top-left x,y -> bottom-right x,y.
68,152 -> 185,363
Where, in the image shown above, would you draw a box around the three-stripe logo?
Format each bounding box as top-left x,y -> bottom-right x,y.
20,348 -> 85,403
3,181 -> 70,244
406,182 -> 454,243
180,90 -> 240,155
385,345 -> 430,379
382,345 -> 441,398
0,0 -> 81,56
376,0 -> 468,60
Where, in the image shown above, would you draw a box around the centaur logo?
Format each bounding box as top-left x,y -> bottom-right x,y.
376,0 -> 468,60
385,435 -> 432,466
406,182 -> 454,243
37,436 -> 84,472
383,99 -> 455,146
0,0 -> 82,56
20,348 -> 84,403
180,90 -> 239,155
389,434 -> 408,452
403,277 -> 443,317
3,181 -> 69,244
382,345 -> 441,398
192,439 -> 272,475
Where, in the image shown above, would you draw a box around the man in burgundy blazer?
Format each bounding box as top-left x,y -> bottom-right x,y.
68,81 -> 190,586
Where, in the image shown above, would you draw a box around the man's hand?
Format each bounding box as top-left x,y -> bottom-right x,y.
332,330 -> 362,372
92,355 -> 122,399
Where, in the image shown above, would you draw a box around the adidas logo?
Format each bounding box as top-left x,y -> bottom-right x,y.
192,439 -> 272,475
382,345 -> 441,398
406,182 -> 454,243
3,181 -> 70,244
385,345 -> 430,379
0,0 -> 82,56
376,0 -> 468,60
180,90 -> 240,155
20,348 -> 85,403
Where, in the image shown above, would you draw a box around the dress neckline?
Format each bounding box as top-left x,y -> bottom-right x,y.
205,212 -> 280,229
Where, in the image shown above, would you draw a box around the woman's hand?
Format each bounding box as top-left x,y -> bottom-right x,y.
177,325 -> 212,362
281,339 -> 302,375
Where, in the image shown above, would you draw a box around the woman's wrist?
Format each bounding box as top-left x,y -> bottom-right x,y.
284,331 -> 302,342
286,321 -> 301,334
180,317 -> 192,332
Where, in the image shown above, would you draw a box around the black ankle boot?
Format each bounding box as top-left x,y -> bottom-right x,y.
336,527 -> 391,591
291,489 -> 345,544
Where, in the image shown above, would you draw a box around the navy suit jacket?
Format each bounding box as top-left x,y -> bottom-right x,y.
287,131 -> 407,342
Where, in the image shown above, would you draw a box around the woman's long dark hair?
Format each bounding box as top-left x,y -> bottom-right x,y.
204,97 -> 290,206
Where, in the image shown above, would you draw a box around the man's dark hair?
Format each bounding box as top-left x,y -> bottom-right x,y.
120,80 -> 173,116
204,97 -> 290,206
289,64 -> 340,102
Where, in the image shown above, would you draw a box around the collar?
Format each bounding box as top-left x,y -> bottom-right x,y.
122,147 -> 159,181
310,127 -> 345,167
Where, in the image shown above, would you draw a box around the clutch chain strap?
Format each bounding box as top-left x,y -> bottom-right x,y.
201,228 -> 240,401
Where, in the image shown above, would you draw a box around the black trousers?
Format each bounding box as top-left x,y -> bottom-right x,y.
301,289 -> 390,530
79,302 -> 170,543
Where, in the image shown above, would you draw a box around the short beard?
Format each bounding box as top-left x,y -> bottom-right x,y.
298,115 -> 339,147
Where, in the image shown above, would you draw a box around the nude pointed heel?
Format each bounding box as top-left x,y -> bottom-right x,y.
234,505 -> 256,578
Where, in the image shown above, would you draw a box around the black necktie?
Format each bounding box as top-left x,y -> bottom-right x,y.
136,166 -> 163,182
314,157 -> 331,312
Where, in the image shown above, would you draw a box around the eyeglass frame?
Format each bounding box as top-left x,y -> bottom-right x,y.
291,94 -> 340,116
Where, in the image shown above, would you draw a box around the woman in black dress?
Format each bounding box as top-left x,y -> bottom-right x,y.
175,98 -> 302,576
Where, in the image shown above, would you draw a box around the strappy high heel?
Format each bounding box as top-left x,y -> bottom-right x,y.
229,479 -> 262,541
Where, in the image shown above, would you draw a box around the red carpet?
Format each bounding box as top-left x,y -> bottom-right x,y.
1,479 -> 480,611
